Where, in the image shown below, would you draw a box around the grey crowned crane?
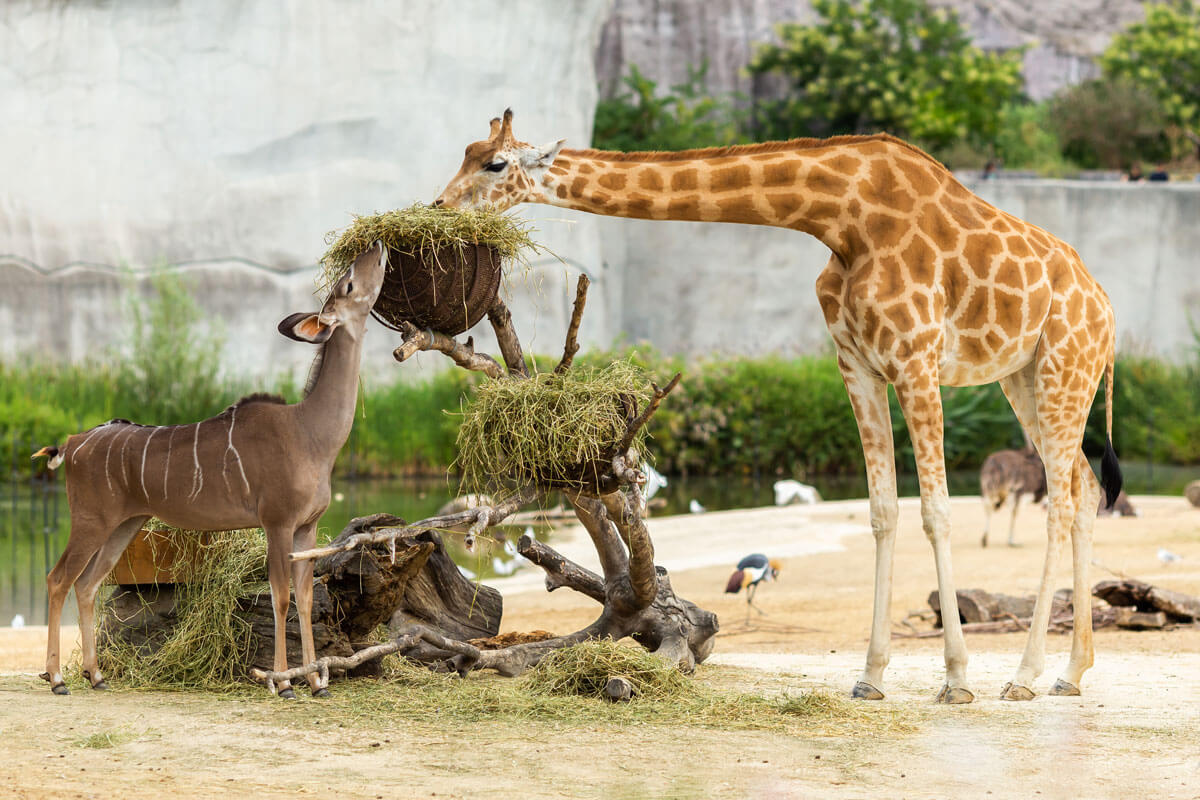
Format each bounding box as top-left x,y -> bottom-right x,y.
725,553 -> 782,623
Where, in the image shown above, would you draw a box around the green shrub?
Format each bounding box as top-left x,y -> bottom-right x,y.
1050,78 -> 1172,169
592,63 -> 745,152
747,0 -> 1024,149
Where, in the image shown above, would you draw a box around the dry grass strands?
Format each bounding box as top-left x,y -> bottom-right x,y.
521,639 -> 693,701
97,524 -> 267,690
319,203 -> 542,292
454,360 -> 654,495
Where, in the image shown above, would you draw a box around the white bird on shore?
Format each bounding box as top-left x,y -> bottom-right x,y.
10,614 -> 24,629
491,536 -> 530,577
773,480 -> 822,506
689,499 -> 707,514
1158,548 -> 1183,565
642,461 -> 668,500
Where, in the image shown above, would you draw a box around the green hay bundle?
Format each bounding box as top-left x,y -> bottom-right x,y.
98,524 -> 268,690
319,202 -> 541,292
454,360 -> 654,495
522,639 -> 694,701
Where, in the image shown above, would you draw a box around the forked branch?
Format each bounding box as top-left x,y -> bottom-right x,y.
555,275 -> 590,374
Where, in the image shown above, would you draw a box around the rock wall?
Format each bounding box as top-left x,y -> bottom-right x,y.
596,0 -> 1150,102
0,0 -> 613,380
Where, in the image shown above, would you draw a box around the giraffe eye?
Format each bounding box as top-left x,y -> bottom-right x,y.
483,161 -> 507,173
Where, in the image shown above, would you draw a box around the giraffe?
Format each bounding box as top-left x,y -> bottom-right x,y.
434,110 -> 1122,703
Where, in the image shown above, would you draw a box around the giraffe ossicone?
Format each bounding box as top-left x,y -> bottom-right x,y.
436,110 -> 1123,703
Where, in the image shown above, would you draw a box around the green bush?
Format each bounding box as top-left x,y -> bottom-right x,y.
1050,78 -> 1172,169
747,0 -> 1024,150
592,63 -> 745,152
1100,1 -> 1200,141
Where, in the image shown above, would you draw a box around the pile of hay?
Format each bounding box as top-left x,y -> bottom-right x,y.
454,360 -> 654,495
319,203 -> 541,292
98,524 -> 267,690
522,639 -> 693,701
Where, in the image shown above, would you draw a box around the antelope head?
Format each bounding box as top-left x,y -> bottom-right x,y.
279,241 -> 387,344
434,108 -> 565,211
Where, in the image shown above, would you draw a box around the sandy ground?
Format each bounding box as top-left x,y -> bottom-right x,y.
2,494 -> 1198,799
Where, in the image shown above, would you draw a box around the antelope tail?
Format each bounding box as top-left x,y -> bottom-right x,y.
1099,350 -> 1123,510
33,445 -> 64,470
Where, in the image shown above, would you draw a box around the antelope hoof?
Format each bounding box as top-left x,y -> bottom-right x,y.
278,687 -> 297,700
850,681 -> 884,701
1049,679 -> 1081,697
936,684 -> 975,704
312,687 -> 332,699
41,672 -> 70,696
90,680 -> 109,691
1001,681 -> 1036,701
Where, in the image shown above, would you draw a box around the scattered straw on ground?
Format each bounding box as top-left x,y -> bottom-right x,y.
454,360 -> 654,495
319,203 -> 542,292
97,525 -> 267,691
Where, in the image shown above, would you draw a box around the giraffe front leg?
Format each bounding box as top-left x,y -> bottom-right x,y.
836,360 -> 898,701
894,370 -> 973,704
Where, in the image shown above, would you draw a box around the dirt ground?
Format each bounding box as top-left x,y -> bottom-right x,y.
2,494 -> 1198,799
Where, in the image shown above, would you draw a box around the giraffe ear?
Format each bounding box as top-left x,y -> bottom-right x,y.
520,139 -> 565,170
278,312 -> 335,344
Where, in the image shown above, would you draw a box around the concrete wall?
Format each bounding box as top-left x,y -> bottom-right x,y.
0,0 -> 613,382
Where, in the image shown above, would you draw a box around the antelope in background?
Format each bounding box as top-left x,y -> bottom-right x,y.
35,241 -> 387,698
981,446 -> 1136,547
979,447 -> 1047,548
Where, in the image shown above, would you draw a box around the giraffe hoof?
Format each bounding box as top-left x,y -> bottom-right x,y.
850,681 -> 884,701
278,688 -> 297,700
312,687 -> 332,699
51,683 -> 71,696
936,684 -> 975,704
1049,679 -> 1081,697
1000,681 -> 1036,701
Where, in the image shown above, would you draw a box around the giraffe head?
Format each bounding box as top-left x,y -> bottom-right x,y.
434,109 -> 564,210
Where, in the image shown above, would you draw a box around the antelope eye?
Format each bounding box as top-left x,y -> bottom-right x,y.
484,161 -> 507,173
345,281 -> 354,294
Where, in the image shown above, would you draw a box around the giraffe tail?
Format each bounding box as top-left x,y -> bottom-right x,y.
32,445 -> 65,470
1099,352 -> 1123,510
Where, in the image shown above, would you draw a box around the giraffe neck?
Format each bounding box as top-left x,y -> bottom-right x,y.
535,138 -> 917,258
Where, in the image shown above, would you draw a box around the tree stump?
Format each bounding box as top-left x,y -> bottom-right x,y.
99,513 -> 501,680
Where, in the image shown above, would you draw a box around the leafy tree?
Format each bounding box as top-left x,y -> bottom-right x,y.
1100,1 -> 1200,138
592,63 -> 744,151
1049,78 -> 1171,169
747,0 -> 1024,150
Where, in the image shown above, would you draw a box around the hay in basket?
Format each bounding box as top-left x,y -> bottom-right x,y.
320,204 -> 541,335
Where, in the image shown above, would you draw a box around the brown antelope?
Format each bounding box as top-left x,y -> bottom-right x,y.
979,447 -> 1047,548
35,241 -> 387,698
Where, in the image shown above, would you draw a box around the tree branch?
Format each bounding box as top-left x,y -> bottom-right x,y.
555,275 -> 590,375
291,493 -> 535,563
516,530 -> 606,603
565,493 -> 628,583
392,322 -> 505,379
618,373 -> 682,453
601,491 -> 658,610
487,297 -> 529,379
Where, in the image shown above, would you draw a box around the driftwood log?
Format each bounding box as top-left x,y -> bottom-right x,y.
907,578 -> 1200,638
255,275 -> 718,689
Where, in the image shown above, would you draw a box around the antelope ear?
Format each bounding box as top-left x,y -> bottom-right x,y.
278,312 -> 334,343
